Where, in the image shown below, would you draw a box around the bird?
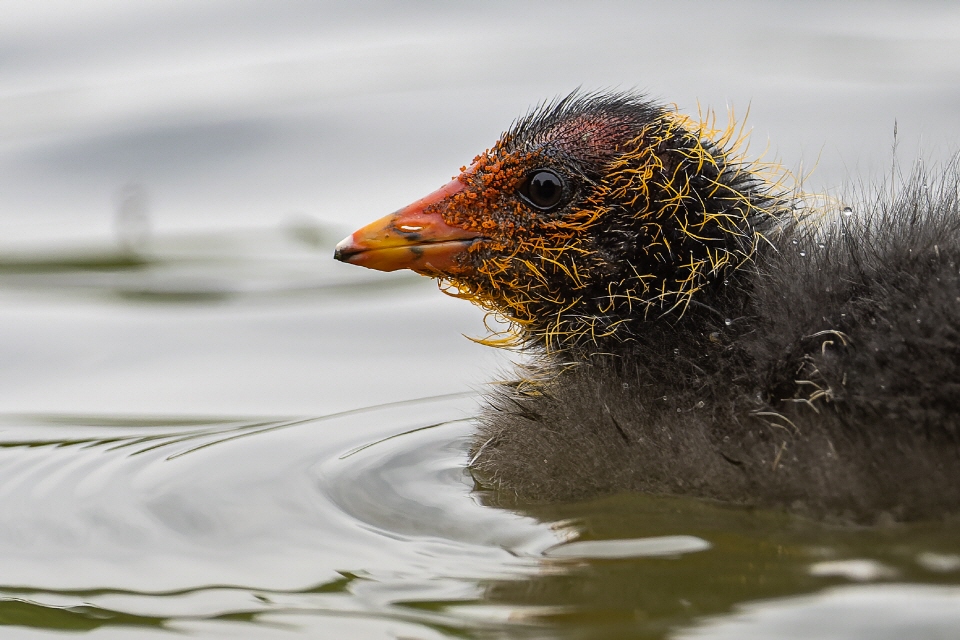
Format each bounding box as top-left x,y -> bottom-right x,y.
334,91 -> 960,523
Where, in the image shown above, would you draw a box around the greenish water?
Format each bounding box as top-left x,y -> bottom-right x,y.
0,228 -> 955,640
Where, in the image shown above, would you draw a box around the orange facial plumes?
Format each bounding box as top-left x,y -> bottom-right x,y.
337,92 -> 792,354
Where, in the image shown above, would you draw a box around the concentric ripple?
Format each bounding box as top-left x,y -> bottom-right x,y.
0,394 -> 563,637
0,396 -> 959,639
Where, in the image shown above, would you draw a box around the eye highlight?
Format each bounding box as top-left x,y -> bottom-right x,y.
518,169 -> 565,211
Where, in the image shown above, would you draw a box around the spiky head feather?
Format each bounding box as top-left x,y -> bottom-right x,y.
432,91 -> 791,353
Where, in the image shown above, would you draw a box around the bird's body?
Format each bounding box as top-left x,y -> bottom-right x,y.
335,92 -> 960,522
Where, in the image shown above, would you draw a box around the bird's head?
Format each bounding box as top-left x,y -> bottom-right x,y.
335,92 -> 787,352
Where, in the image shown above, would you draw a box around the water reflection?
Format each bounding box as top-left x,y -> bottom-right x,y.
0,222 -> 382,301
476,494 -> 960,639
0,395 -> 553,636
0,2 -> 959,638
0,387 -> 957,638
0,196 -> 954,640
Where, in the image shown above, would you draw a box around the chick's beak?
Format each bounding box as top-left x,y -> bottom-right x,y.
333,177 -> 482,276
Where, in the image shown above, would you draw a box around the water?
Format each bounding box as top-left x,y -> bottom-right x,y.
0,231 -> 956,640
0,394 -> 551,637
1,370 -> 958,639
0,2 -> 959,638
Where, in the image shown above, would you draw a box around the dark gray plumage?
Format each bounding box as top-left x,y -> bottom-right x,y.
470,136 -> 960,523
336,90 -> 960,522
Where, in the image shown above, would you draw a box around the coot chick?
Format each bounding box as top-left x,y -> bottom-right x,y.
335,91 -> 960,522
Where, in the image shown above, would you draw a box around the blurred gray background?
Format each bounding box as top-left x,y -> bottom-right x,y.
2,0 -> 958,247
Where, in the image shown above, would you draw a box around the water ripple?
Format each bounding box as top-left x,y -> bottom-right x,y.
0,394 -> 560,636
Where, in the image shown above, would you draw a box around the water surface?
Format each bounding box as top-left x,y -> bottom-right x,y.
0,2 -> 959,638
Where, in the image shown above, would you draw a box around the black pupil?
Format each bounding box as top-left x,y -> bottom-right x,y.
527,170 -> 563,209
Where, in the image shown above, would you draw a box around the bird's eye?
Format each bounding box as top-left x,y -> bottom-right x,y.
519,169 -> 565,211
